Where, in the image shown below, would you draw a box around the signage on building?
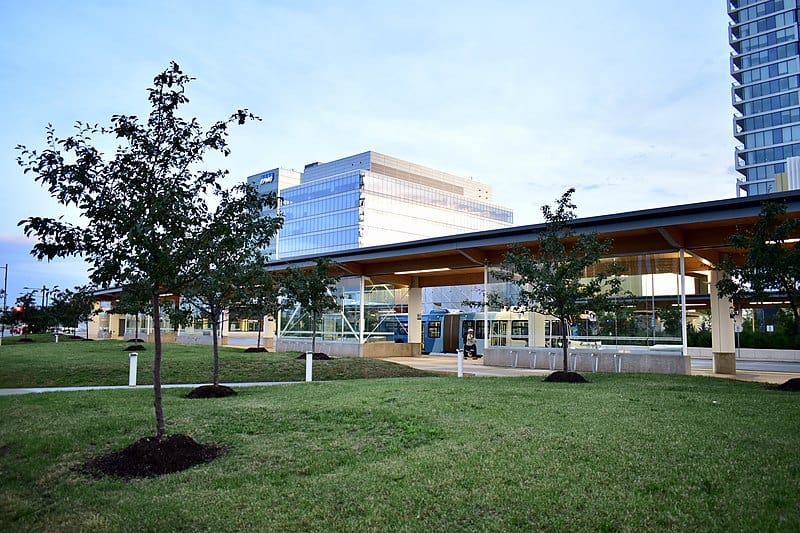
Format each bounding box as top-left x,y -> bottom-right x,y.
259,172 -> 275,185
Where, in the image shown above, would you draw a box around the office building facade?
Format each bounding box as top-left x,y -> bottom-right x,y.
249,151 -> 514,259
729,0 -> 800,195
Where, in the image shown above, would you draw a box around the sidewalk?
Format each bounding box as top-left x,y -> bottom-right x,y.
382,355 -> 800,384
0,381 -> 297,396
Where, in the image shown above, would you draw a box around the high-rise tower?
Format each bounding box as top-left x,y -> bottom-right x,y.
729,0 -> 800,195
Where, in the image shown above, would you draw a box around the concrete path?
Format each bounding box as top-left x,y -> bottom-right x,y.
0,381 -> 298,396
2,356 -> 797,396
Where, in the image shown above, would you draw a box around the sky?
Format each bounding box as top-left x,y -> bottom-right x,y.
0,0 -> 737,304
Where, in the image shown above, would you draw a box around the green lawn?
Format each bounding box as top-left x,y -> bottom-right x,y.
0,335 -> 434,387
1,370 -> 798,531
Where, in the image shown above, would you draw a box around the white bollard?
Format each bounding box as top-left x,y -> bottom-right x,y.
129,352 -> 138,387
457,349 -> 464,378
305,351 -> 313,382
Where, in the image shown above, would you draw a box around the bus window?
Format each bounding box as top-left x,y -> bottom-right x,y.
511,320 -> 528,337
491,320 -> 508,346
462,320 -> 475,340
475,321 -> 485,340
427,321 -> 442,338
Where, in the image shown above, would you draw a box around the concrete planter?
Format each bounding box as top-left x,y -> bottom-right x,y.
484,347 -> 691,375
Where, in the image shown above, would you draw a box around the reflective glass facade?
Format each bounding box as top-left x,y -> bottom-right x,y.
730,0 -> 800,194
274,151 -> 514,258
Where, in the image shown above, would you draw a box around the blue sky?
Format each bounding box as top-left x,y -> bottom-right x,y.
0,0 -> 736,303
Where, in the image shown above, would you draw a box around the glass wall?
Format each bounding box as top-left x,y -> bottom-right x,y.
277,276 -> 409,343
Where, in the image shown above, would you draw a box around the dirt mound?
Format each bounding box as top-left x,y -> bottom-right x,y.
185,384 -> 238,399
244,347 -> 268,353
774,377 -> 800,391
124,345 -> 146,351
543,371 -> 589,383
295,352 -> 332,360
82,434 -> 224,479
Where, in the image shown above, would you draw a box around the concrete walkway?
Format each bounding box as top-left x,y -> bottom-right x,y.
2,357 -> 797,396
0,381 -> 298,396
382,355 -> 800,384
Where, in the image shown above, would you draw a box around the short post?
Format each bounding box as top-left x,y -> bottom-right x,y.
54,333 -> 59,343
305,351 -> 313,382
128,352 -> 138,387
457,349 -> 464,378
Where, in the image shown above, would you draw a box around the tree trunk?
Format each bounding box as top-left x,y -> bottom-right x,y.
152,293 -> 166,440
561,317 -> 569,372
211,308 -> 220,386
135,314 -> 140,341
256,320 -> 262,349
311,310 -> 317,354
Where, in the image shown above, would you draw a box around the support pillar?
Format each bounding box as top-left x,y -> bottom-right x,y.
359,276 -> 366,345
709,270 -> 736,375
408,277 -> 422,356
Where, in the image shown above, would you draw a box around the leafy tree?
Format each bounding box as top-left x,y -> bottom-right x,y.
2,291 -> 45,337
497,188 -> 624,372
716,201 -> 800,338
181,184 -> 282,385
280,258 -> 340,354
16,62 -> 259,439
110,287 -> 152,341
657,307 -> 683,337
229,268 -> 283,350
48,285 -> 96,335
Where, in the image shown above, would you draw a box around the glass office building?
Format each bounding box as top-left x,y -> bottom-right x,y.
254,151 -> 514,259
729,0 -> 800,195
245,167 -> 302,259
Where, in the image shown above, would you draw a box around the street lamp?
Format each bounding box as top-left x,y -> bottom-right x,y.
23,285 -> 49,308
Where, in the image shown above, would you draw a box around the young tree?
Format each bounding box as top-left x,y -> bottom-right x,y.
48,285 -> 96,335
16,62 -> 259,439
280,258 -> 340,355
2,291 -> 44,337
229,268 -> 283,350
181,183 -> 281,386
497,188 -> 624,373
716,200 -> 800,338
110,288 -> 152,342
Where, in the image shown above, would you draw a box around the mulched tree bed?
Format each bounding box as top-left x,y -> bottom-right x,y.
124,345 -> 146,351
295,352 -> 332,360
82,434 -> 225,479
244,347 -> 268,353
185,384 -> 237,399
125,338 -> 146,343
17,338 -> 35,343
772,377 -> 800,391
543,371 -> 589,383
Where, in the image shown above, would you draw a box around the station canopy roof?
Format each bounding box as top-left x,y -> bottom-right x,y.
266,191 -> 800,289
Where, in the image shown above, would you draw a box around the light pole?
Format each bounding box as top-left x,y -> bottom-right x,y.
0,264 -> 7,346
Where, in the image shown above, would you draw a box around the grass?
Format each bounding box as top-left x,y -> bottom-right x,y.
0,370 -> 798,531
0,334 -> 434,387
